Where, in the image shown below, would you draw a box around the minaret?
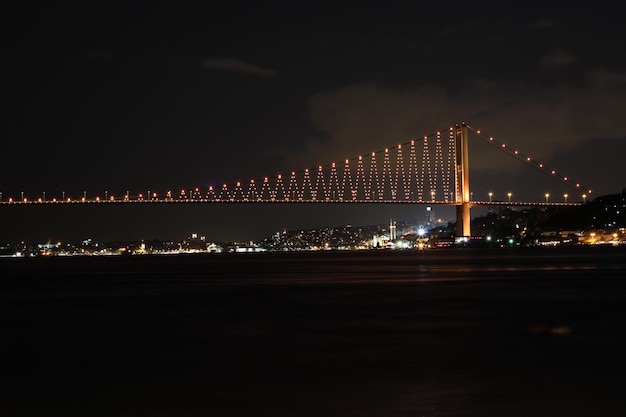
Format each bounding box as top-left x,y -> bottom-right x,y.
389,219 -> 397,240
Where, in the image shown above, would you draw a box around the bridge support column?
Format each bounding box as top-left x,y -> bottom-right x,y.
455,123 -> 472,237
456,203 -> 471,237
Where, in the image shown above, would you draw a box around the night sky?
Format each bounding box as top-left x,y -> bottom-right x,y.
3,2 -> 626,243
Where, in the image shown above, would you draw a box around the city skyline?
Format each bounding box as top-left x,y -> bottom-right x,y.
3,2 -> 626,243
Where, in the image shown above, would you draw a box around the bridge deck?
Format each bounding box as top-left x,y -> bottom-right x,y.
0,199 -> 582,207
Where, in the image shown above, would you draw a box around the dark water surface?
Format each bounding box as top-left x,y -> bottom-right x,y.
2,246 -> 626,416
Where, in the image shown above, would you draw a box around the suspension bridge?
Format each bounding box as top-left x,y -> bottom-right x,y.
0,123 -> 593,237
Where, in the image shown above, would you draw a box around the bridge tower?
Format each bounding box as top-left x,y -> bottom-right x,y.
455,123 -> 471,237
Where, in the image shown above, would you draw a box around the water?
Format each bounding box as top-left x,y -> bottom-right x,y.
2,246 -> 625,416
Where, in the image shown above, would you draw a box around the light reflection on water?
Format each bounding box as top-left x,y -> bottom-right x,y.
1,245 -> 625,416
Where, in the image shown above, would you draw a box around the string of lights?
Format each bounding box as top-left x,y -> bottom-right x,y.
1,124 -> 592,205
467,125 -> 593,198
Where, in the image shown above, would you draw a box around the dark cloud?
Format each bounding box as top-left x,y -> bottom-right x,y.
530,18 -> 558,29
297,70 -> 626,173
200,58 -> 277,78
541,50 -> 577,68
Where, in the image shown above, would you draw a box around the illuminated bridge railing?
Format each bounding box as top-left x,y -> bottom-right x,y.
0,196 -> 584,206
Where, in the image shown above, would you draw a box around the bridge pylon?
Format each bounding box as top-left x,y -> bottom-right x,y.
455,123 -> 471,237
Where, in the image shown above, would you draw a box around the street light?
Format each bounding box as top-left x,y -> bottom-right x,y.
431,191 -> 435,201
507,192 -> 512,203
488,192 -> 493,202
564,193 -> 568,203
545,193 -> 550,203
582,194 -> 587,203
